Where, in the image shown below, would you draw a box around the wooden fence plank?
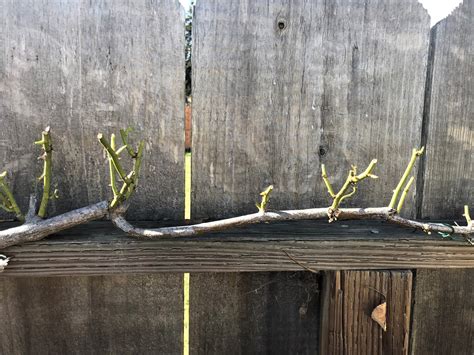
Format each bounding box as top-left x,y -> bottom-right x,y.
411,5 -> 473,351
320,270 -> 412,355
0,0 -> 184,220
419,0 -> 473,219
192,0 -> 430,219
1,220 -> 473,276
0,274 -> 183,354
410,269 -> 474,355
190,272 -> 320,354
0,2 -> 185,353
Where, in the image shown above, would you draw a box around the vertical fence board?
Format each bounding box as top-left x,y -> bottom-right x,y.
192,0 -> 430,219
320,270 -> 412,355
0,1 -> 185,353
419,0 -> 473,219
412,3 -> 474,353
411,269 -> 474,355
0,274 -> 183,354
0,0 -> 184,220
190,272 -> 320,354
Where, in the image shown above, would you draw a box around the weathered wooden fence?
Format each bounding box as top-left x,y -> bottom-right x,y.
0,0 -> 472,354
0,0 -> 184,220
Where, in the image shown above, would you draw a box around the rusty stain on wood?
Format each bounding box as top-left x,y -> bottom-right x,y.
185,103 -> 192,150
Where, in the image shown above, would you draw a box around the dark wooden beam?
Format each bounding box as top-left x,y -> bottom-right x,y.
1,220 -> 473,276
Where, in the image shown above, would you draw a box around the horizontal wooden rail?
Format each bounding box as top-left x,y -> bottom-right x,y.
1,220 -> 473,276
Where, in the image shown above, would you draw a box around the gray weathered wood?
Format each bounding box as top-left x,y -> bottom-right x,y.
0,0 -> 184,220
190,272 -> 320,354
0,274 -> 183,354
320,270 -> 412,355
411,6 -> 474,355
1,220 -> 473,276
410,269 -> 474,355
419,0 -> 473,219
192,0 -> 430,219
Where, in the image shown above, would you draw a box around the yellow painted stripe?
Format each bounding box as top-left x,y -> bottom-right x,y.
183,272 -> 190,355
184,152 -> 192,220
183,152 -> 192,355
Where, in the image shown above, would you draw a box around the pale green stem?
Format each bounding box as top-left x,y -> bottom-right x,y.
125,141 -> 144,200
330,159 -> 378,210
0,190 -> 15,213
0,205 -> 14,213
116,145 -> 127,155
120,128 -> 138,158
108,138 -> 145,208
338,186 -> 357,205
389,147 -> 424,209
109,134 -> 119,197
330,172 -> 355,210
35,127 -> 52,218
464,205 -> 472,226
0,171 -> 24,222
354,159 -> 378,181
256,185 -> 273,213
0,189 -> 9,205
98,134 -> 131,184
321,164 -> 336,198
396,176 -> 414,213
111,171 -> 136,208
0,193 -> 9,207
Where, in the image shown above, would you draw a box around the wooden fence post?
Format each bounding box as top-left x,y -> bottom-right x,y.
410,269 -> 474,355
320,270 -> 412,355
412,2 -> 473,353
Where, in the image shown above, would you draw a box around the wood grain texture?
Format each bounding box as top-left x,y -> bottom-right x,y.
419,0 -> 473,219
190,272 -> 320,354
191,0 -> 430,219
0,274 -> 183,354
410,269 -> 474,355
320,270 -> 412,355
411,6 -> 474,355
1,220 -> 473,276
0,0 -> 184,220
